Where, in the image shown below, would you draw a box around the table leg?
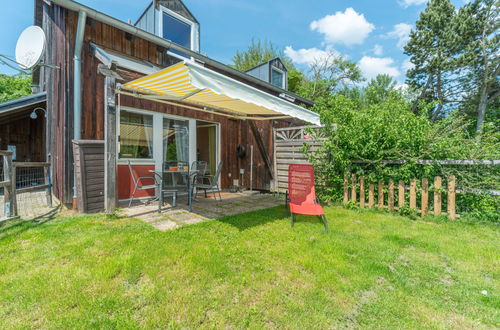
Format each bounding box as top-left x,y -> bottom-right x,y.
188,175 -> 192,212
158,178 -> 163,213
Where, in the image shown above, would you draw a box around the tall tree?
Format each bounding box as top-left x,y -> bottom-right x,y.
298,52 -> 363,101
0,74 -> 32,103
404,0 -> 458,120
455,0 -> 499,133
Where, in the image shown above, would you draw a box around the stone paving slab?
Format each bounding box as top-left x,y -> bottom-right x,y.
119,192 -> 283,231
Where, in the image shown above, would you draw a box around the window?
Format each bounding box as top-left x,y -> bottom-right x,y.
271,68 -> 285,88
163,118 -> 189,163
162,11 -> 192,50
119,111 -> 153,159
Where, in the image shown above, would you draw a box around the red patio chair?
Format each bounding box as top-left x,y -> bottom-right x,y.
286,164 -> 328,231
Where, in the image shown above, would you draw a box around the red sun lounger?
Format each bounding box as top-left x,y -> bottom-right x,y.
286,164 -> 328,231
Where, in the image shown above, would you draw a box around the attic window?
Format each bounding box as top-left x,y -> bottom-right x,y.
161,7 -> 194,53
271,67 -> 285,89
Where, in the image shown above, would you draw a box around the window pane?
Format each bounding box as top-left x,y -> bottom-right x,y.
119,111 -> 153,159
163,12 -> 191,49
271,69 -> 284,88
163,119 -> 189,164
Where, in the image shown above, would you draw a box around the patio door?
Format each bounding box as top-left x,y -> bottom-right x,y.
196,121 -> 219,175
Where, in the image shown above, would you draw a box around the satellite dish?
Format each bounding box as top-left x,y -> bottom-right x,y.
15,26 -> 46,70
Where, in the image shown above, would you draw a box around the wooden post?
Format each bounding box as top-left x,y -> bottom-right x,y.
388,179 -> 394,210
359,176 -> 365,208
378,181 -> 384,208
434,176 -> 442,216
421,178 -> 428,216
44,165 -> 53,207
351,173 -> 356,204
2,151 -> 16,218
398,180 -> 405,210
409,179 -> 417,210
343,173 -> 349,203
104,76 -> 117,213
368,184 -> 374,208
447,175 -> 456,220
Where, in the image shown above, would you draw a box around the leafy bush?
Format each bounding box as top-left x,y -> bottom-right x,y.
307,93 -> 499,222
0,74 -> 32,103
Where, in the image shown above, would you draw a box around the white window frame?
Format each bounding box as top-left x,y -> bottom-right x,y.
271,67 -> 286,89
117,106 -> 196,169
157,5 -> 199,57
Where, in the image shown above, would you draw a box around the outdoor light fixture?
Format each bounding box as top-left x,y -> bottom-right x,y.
30,107 -> 47,119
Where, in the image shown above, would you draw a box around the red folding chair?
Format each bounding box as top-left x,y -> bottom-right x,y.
286,164 -> 328,231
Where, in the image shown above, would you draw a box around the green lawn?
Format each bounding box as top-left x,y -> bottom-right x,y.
0,206 -> 498,328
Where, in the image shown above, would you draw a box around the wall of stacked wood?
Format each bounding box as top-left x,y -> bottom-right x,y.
36,3 -> 304,203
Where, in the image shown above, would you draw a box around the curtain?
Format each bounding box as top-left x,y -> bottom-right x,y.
174,121 -> 189,163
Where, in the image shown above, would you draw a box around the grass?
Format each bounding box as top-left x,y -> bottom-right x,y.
0,206 -> 498,328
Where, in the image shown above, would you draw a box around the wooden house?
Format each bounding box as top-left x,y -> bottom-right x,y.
31,0 -> 318,212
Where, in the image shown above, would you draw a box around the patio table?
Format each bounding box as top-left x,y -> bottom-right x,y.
150,169 -> 198,213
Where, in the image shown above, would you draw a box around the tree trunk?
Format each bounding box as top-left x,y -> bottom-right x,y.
411,75 -> 433,113
476,83 -> 489,134
431,71 -> 444,121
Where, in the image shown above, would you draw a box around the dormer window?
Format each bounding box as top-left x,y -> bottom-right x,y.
271,67 -> 285,89
161,8 -> 193,50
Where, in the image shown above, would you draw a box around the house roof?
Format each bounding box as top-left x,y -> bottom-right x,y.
50,0 -> 314,108
0,92 -> 47,118
245,57 -> 288,73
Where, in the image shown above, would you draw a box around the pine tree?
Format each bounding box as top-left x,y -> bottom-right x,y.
455,0 -> 499,133
404,0 -> 458,120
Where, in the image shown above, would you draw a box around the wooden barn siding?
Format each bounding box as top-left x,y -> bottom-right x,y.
0,113 -> 45,162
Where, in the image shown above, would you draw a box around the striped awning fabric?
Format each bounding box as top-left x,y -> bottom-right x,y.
120,61 -> 320,125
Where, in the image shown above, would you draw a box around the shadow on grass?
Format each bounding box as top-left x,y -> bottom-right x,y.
216,205 -> 330,232
216,206 -> 288,231
0,205 -> 60,242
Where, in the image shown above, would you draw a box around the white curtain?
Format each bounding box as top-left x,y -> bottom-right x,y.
174,121 -> 189,163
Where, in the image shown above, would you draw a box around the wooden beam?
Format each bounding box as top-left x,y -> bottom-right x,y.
249,120 -> 274,179
104,76 -> 117,213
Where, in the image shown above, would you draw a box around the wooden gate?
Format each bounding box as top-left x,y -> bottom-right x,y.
271,126 -> 323,193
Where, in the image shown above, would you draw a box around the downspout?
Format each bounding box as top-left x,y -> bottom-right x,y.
72,10 -> 87,200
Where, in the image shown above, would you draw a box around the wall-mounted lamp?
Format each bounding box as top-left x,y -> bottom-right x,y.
30,107 -> 47,120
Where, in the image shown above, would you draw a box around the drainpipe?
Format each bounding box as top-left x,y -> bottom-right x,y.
72,10 -> 87,200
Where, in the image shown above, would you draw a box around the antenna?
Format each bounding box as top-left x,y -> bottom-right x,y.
15,26 -> 46,70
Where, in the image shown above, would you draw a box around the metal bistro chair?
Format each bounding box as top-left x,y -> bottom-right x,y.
193,161 -> 223,201
128,160 -> 160,207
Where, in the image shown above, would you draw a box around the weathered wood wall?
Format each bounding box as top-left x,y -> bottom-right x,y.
73,140 -> 104,213
0,111 -> 45,162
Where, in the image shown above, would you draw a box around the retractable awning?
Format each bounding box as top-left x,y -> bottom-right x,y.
119,61 -> 320,125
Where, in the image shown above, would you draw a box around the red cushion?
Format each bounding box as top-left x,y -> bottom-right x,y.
290,202 -> 325,216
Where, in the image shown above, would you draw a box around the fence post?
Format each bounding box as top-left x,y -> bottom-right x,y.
409,179 -> 417,210
351,173 -> 357,204
343,173 -> 349,204
11,164 -> 17,216
44,165 -> 53,207
2,151 -> 17,218
388,179 -> 394,210
359,176 -> 365,208
448,175 -> 456,220
378,181 -> 384,208
434,176 -> 442,216
421,178 -> 428,216
368,184 -> 374,208
398,180 -> 405,210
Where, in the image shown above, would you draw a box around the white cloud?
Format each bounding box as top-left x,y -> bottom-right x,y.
284,46 -> 338,66
386,23 -> 412,49
310,8 -> 375,46
399,0 -> 427,8
372,44 -> 383,56
358,56 -> 401,80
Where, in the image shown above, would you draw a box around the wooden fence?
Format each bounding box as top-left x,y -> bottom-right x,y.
272,125 -> 324,193
343,174 -> 457,220
1,150 -> 52,221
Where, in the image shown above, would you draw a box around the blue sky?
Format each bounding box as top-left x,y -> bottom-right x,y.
0,0 -> 466,83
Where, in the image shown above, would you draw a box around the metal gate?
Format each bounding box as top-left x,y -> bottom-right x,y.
271,125 -> 324,193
